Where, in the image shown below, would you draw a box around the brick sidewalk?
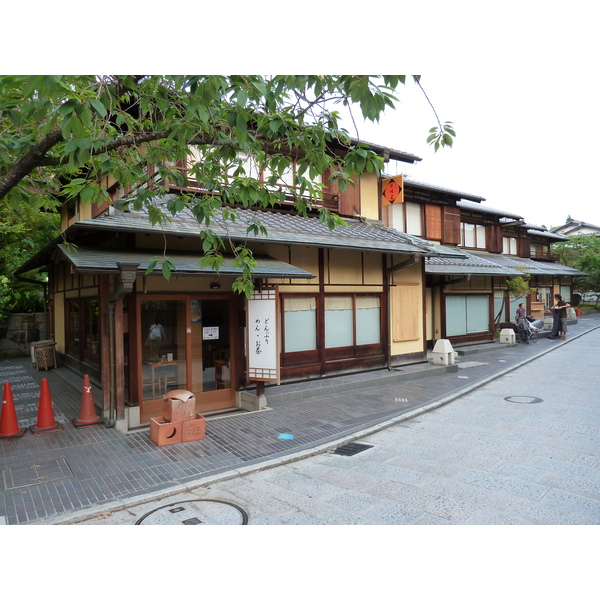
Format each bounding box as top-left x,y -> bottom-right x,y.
1,314 -> 599,525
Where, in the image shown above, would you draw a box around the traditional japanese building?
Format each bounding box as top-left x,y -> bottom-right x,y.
15,143 -> 467,430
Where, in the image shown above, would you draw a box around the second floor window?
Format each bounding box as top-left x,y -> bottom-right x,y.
460,223 -> 486,249
530,243 -> 549,258
391,201 -> 423,236
503,237 -> 518,255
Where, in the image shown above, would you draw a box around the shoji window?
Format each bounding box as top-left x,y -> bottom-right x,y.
405,202 -> 422,235
283,296 -> 317,352
445,295 -> 489,336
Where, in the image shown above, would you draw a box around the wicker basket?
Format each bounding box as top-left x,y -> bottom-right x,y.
31,340 -> 57,370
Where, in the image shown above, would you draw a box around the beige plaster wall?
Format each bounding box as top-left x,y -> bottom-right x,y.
359,172 -> 380,221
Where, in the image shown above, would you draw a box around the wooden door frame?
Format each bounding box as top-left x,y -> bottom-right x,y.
135,293 -> 236,422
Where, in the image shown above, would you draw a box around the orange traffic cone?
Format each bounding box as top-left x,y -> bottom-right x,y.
576,306 -> 582,317
30,378 -> 63,434
72,375 -> 103,428
0,382 -> 26,439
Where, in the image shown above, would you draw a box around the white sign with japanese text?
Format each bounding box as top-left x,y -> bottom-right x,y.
247,288 -> 279,382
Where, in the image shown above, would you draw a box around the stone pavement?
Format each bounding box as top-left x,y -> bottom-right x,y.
1,314 -> 599,525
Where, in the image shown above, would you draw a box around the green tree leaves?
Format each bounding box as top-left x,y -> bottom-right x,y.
0,191 -> 59,316
427,121 -> 456,152
0,75 -> 454,296
553,234 -> 600,304
145,256 -> 177,280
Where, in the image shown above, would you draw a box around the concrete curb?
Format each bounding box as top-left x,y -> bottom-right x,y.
44,323 -> 600,525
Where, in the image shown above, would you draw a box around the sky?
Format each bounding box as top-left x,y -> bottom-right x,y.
345,70 -> 600,230
5,3 -> 598,236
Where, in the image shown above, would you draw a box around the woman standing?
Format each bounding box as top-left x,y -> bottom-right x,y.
547,294 -> 571,340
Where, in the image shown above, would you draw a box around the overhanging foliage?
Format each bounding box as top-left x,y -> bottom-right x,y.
0,75 -> 455,297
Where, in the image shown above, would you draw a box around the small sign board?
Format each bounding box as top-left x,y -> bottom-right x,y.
381,175 -> 404,206
202,326 -> 219,340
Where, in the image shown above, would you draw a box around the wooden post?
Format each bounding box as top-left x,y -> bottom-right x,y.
114,297 -> 125,421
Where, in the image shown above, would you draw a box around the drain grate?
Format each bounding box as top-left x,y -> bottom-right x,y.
2,458 -> 74,490
504,396 -> 543,404
331,442 -> 373,456
457,361 -> 489,369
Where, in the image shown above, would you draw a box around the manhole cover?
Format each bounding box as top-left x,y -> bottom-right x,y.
331,442 -> 373,456
504,396 -> 544,404
135,499 -> 249,525
2,458 -> 73,490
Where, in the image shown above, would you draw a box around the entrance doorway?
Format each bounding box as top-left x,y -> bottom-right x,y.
138,296 -> 235,423
189,298 -> 235,413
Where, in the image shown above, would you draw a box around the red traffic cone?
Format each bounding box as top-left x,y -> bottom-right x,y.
72,375 -> 103,428
0,382 -> 26,439
30,378 -> 63,434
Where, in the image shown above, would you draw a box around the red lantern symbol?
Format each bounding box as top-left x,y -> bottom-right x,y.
383,180 -> 401,203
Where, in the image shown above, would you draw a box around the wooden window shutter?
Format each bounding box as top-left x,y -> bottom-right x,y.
485,225 -> 503,253
425,204 -> 443,240
391,283 -> 420,342
323,168 -> 360,216
518,236 -> 531,258
338,175 -> 360,217
442,206 -> 461,244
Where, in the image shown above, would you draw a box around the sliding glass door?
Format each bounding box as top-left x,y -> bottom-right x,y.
138,296 -> 235,423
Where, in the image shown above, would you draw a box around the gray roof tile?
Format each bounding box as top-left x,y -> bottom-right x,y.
57,245 -> 316,279
426,250 -> 586,277
77,197 -> 435,256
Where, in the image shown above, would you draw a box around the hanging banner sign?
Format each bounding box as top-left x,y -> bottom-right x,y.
247,287 -> 280,383
381,175 -> 404,206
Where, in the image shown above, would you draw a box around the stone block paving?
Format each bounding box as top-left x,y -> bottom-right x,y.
210,326 -> 600,525
1,315 -> 599,525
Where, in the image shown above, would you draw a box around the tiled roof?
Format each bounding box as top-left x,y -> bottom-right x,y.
76,197 -> 436,256
552,220 -> 600,234
467,251 -> 586,276
426,250 -> 586,277
526,229 -> 567,241
15,199 -> 471,276
458,199 -> 523,220
425,252 -> 523,276
356,140 -> 421,164
404,179 -> 487,203
57,245 -> 316,279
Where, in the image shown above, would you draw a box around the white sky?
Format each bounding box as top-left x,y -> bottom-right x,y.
4,2 -> 598,234
345,70 -> 600,230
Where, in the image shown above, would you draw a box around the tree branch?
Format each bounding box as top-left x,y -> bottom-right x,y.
36,130 -> 176,168
414,77 -> 442,131
0,117 -> 340,201
0,129 -> 64,199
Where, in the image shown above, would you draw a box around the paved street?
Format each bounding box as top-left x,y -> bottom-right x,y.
67,323 -> 600,526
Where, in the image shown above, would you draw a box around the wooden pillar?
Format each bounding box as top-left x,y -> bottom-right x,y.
100,276 -> 111,414
318,248 -> 326,375
114,297 -> 125,421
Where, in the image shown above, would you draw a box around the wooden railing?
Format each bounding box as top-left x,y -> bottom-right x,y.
165,166 -> 339,212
